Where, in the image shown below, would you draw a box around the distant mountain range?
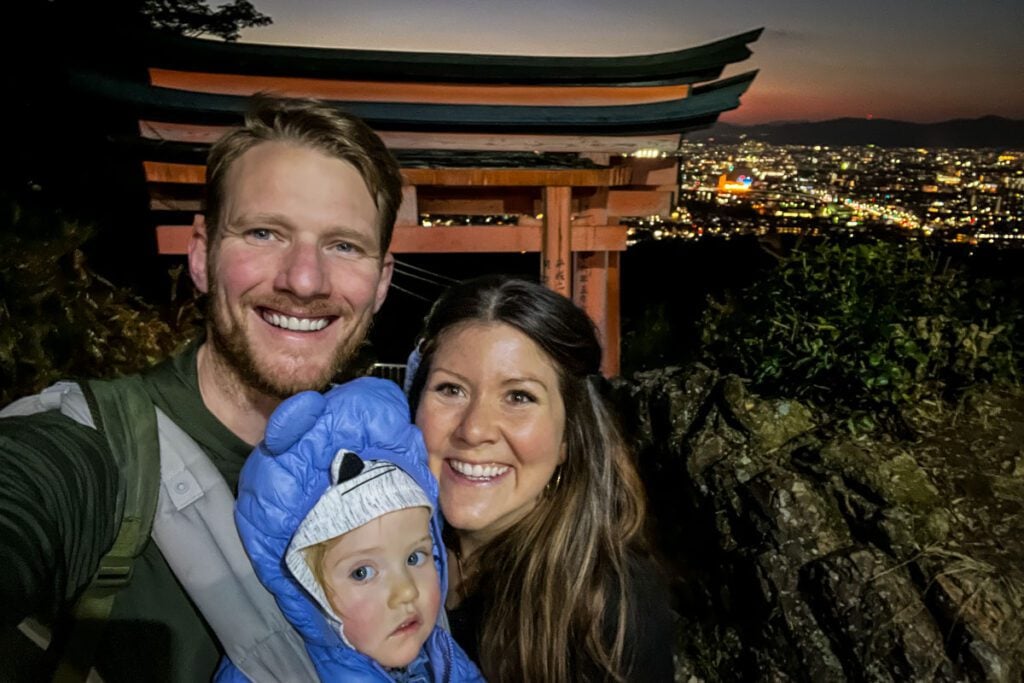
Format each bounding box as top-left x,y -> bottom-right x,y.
691,116 -> 1024,149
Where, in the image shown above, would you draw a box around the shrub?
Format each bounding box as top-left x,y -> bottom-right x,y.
0,194 -> 201,406
699,240 -> 1020,432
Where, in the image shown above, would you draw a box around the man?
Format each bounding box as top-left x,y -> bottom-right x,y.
0,95 -> 403,681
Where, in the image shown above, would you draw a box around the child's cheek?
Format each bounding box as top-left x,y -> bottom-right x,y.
425,580 -> 442,626
331,590 -> 382,652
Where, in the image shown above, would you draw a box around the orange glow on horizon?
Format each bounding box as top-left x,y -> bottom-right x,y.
721,86 -> 1023,126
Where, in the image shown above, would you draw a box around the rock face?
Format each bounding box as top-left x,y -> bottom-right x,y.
612,365 -> 1024,682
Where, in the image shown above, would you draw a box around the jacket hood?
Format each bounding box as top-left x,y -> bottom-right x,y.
234,378 -> 482,681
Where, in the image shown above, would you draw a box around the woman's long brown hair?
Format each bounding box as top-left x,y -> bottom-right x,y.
410,276 -> 648,682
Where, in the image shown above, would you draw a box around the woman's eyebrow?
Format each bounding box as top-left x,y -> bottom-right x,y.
502,376 -> 548,390
428,366 -> 469,383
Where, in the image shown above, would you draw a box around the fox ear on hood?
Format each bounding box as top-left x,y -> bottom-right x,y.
334,451 -> 365,484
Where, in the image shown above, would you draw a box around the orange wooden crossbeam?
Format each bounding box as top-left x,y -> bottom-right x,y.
404,166 -> 633,187
145,161 -> 206,184
148,188 -> 674,220
148,68 -> 689,107
393,226 -> 542,253
140,120 -> 683,154
144,161 -> 636,188
606,190 -> 674,218
414,184 -> 536,214
569,226 -> 628,250
418,197 -> 515,215
628,158 -> 679,186
155,224 -> 626,255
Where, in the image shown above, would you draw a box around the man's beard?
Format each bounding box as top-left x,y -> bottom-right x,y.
205,282 -> 371,400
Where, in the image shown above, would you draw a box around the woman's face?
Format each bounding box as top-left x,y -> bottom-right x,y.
415,322 -> 566,548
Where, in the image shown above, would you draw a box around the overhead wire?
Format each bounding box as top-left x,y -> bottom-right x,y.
390,256 -> 462,304
393,258 -> 460,285
392,265 -> 453,287
387,281 -> 435,303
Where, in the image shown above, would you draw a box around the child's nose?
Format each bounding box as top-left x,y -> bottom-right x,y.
389,570 -> 420,607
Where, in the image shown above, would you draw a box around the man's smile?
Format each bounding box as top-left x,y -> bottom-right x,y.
259,308 -> 334,332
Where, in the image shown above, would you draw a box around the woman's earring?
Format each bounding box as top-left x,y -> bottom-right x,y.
546,466 -> 563,496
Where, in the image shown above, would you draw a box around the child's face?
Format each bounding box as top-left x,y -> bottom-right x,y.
320,507 -> 440,668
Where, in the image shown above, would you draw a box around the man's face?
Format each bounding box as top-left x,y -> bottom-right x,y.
190,141 -> 393,398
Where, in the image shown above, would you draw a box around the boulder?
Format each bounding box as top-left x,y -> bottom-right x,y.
620,366 -> 1024,682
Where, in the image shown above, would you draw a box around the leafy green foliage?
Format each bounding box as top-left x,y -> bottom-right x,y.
0,194 -> 201,406
700,240 -> 1020,432
141,0 -> 271,41
622,302 -> 676,372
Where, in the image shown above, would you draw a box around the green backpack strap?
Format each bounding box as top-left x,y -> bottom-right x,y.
81,375 -> 161,583
52,375 -> 161,682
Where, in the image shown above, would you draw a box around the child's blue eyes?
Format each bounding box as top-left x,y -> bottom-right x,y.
350,565 -> 377,581
348,551 -> 429,581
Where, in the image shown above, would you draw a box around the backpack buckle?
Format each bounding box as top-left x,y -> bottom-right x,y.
93,554 -> 134,588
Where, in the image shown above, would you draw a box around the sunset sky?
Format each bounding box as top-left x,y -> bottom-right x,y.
238,0 -> 1024,125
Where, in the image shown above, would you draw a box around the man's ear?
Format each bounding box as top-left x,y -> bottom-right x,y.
373,252 -> 394,313
188,214 -> 210,294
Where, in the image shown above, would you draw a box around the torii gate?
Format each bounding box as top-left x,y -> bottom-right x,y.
144,157 -> 678,376
79,27 -> 761,375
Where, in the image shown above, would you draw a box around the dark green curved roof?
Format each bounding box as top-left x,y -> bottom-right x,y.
71,69 -> 757,136
132,27 -> 762,86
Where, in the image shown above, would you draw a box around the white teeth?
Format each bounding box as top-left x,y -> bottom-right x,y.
450,460 -> 510,479
263,312 -> 329,332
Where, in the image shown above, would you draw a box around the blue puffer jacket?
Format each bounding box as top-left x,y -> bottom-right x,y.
219,378 -> 483,682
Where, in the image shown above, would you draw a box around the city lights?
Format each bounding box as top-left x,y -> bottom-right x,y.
624,141 -> 1024,247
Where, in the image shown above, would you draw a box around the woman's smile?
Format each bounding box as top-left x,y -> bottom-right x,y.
446,459 -> 511,481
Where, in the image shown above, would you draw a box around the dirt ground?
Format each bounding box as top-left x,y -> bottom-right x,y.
916,387 -> 1024,568
901,386 -> 1024,672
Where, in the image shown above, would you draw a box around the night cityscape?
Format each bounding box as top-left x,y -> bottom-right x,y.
626,141 -> 1024,249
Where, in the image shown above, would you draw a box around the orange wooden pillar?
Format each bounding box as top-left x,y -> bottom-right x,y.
542,186 -> 572,297
574,251 -> 621,376
542,185 -> 620,376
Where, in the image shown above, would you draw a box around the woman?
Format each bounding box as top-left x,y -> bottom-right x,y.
408,275 -> 674,682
